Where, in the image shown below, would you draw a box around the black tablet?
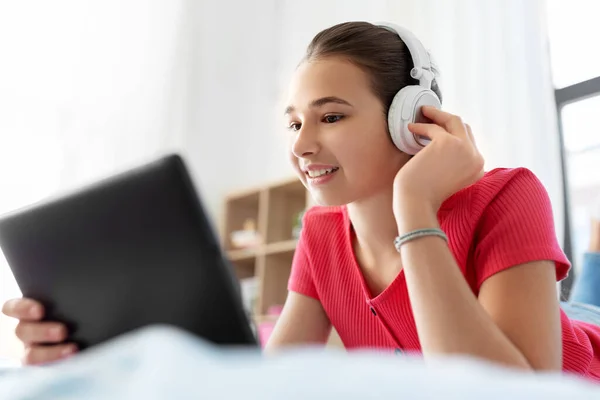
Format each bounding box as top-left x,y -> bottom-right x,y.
0,154 -> 257,350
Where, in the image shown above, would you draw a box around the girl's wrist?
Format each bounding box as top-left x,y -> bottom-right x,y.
394,197 -> 439,235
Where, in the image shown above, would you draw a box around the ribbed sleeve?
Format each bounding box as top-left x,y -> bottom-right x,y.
473,168 -> 571,288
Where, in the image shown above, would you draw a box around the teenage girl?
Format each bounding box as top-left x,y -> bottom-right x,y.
3,21 -> 600,380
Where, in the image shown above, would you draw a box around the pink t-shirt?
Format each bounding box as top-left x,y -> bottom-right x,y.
288,167 -> 600,380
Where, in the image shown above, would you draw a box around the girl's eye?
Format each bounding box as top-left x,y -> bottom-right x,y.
323,114 -> 344,123
288,122 -> 301,131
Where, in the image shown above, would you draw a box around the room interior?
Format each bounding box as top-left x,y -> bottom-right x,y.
0,0 -> 599,380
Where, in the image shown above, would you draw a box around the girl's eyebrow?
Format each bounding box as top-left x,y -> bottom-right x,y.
284,96 -> 353,115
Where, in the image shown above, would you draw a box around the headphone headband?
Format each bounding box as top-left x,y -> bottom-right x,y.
374,21 -> 442,155
376,22 -> 435,90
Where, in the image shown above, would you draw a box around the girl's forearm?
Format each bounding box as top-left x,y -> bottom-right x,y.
395,202 -> 531,369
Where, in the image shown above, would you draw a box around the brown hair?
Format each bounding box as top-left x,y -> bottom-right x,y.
302,21 -> 442,114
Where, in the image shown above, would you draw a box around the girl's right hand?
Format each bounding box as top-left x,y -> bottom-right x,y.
2,298 -> 77,365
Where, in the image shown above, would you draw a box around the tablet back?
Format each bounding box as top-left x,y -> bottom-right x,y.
0,154 -> 257,350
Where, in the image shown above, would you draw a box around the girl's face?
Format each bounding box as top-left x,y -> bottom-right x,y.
284,56 -> 409,206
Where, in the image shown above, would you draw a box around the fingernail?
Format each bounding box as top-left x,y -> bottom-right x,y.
61,345 -> 75,357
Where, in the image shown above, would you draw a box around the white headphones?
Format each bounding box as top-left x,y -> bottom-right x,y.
377,22 -> 442,155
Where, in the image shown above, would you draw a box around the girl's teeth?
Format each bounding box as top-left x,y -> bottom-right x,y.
308,168 -> 337,178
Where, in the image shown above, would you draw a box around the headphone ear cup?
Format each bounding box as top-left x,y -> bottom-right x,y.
388,86 -> 442,155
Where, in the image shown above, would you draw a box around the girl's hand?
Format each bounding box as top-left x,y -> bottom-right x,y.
393,106 -> 484,218
2,298 -> 76,365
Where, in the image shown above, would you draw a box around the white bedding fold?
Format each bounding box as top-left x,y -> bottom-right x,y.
0,325 -> 598,400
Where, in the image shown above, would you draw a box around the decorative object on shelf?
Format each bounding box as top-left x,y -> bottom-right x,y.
230,218 -> 261,249
291,210 -> 304,239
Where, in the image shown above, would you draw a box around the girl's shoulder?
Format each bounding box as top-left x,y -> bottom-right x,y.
477,167 -> 545,192
443,167 -> 570,287
441,167 -> 548,213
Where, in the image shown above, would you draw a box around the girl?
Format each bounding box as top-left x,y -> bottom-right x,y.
3,21 -> 600,380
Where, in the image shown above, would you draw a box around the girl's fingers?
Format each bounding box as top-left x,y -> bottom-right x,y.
15,321 -> 68,344
407,122 -> 448,140
2,298 -> 44,321
420,106 -> 468,138
22,343 -> 77,366
465,123 -> 475,144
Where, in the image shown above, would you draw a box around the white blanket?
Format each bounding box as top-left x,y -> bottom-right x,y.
0,325 -> 598,399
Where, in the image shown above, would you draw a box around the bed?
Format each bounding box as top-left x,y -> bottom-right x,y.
0,325 -> 598,399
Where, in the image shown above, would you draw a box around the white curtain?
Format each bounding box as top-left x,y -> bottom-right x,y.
0,0 -> 190,358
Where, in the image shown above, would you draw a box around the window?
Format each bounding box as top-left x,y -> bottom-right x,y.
546,0 -> 600,298
546,0 -> 600,89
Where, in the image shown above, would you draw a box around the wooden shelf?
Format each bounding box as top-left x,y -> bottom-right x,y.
227,247 -> 258,261
226,239 -> 297,258
264,239 -> 298,255
260,251 -> 293,315
229,256 -> 256,281
266,181 -> 307,245
222,177 -> 342,348
223,190 -> 261,251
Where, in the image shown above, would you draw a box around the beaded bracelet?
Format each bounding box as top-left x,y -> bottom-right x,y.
393,228 -> 448,253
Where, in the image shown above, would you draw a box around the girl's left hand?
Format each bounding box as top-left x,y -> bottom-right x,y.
393,106 -> 485,217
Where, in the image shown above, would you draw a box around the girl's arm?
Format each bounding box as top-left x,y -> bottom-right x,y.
393,107 -> 563,371
395,201 -> 561,371
265,225 -> 331,352
264,292 -> 331,352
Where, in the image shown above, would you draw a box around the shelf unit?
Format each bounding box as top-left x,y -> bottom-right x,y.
221,177 -> 343,348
